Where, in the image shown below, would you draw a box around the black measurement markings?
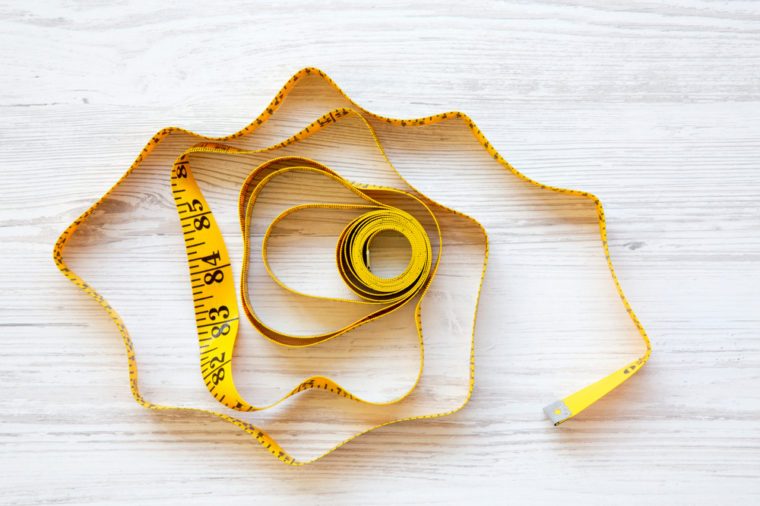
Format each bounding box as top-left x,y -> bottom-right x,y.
194,295 -> 213,309
203,360 -> 231,379
200,355 -> 224,368
189,263 -> 231,275
197,317 -> 238,329
180,211 -> 212,222
173,181 -> 240,403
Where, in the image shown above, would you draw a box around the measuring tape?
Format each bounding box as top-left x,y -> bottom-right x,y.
174,149 -> 440,413
53,67 -> 651,465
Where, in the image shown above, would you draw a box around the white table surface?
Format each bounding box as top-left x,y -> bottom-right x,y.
1,1 -> 759,504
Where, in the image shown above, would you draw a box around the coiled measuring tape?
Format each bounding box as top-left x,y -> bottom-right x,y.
53,67 -> 651,465
175,151 -> 440,411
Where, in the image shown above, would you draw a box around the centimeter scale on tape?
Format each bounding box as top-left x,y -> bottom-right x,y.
54,67 -> 651,465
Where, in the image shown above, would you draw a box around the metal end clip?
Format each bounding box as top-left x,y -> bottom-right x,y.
543,400 -> 572,426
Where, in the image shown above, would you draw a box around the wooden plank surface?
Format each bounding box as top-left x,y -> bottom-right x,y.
1,1 -> 758,504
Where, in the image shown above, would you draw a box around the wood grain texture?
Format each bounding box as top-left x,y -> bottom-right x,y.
1,1 -> 759,504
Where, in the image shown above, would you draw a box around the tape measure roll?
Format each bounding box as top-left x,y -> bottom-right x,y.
53,67 -> 651,465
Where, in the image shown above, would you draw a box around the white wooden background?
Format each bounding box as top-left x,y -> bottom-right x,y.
1,1 -> 759,504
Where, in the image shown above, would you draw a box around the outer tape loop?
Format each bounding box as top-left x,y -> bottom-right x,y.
52,67 -> 651,465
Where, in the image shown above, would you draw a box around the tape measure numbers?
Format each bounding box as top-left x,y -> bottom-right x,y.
53,67 -> 651,465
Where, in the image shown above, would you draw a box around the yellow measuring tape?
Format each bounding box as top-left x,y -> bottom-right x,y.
53,67 -> 651,465
174,151 -> 440,412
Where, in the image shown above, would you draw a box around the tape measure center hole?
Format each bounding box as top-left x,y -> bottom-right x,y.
363,229 -> 413,280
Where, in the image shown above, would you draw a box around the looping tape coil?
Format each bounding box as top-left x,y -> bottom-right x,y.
53,67 -> 651,465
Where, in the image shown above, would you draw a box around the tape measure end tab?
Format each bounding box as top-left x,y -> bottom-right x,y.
543,400 -> 572,426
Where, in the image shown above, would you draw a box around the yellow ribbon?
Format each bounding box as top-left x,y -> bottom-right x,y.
53,67 -> 651,465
